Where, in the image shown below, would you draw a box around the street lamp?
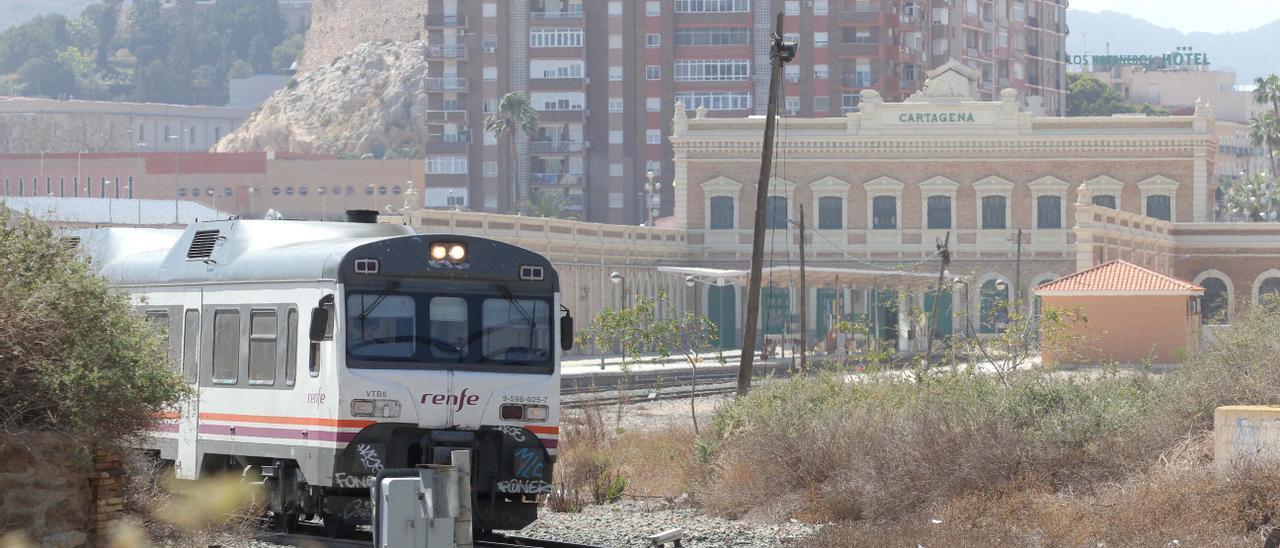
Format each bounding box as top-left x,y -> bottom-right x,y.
610,271 -> 627,309
644,170 -> 661,226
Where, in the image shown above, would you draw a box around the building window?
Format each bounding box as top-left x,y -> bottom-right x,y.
674,0 -> 750,12
842,93 -> 861,113
784,96 -> 799,115
814,0 -> 828,15
675,27 -> 751,46
785,1 -> 800,15
814,64 -> 829,79
646,97 -> 661,112
609,34 -> 623,49
927,195 -> 951,229
646,1 -> 660,15
979,279 -> 1009,334
608,130 -> 624,144
484,2 -> 497,17
646,65 -> 661,80
981,195 -> 1007,229
1146,195 -> 1172,221
609,98 -> 624,112
675,92 -> 751,111
1092,194 -> 1117,209
609,162 -> 624,176
1259,277 -> 1280,303
765,196 -> 788,229
785,64 -> 800,83
609,66 -> 623,81
646,33 -> 661,48
871,196 -> 897,229
530,28 -> 584,47
531,92 -> 585,110
674,59 -> 750,81
483,66 -> 498,80
1036,195 -> 1062,229
709,196 -> 735,229
531,59 -> 584,79
609,1 -> 623,15
814,96 -> 829,112
609,192 -> 625,209
646,129 -> 662,144
1201,277 -> 1229,325
427,156 -> 468,174
817,196 -> 842,229
483,162 -> 498,177
646,160 -> 662,174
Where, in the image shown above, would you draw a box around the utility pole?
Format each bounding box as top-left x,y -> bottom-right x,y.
737,14 -> 797,397
924,232 -> 951,366
1014,228 -> 1023,309
797,204 -> 807,374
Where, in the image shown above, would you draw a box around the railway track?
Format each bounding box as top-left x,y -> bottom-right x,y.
260,530 -> 603,547
560,359 -> 796,408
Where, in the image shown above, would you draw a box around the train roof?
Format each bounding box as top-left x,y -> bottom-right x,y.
74,219 -> 417,286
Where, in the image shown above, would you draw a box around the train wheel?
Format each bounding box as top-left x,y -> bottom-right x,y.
270,511 -> 298,534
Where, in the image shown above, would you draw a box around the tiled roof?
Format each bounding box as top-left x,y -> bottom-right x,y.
1034,260 -> 1204,296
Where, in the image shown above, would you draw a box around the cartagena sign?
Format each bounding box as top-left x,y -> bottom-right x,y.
1068,47 -> 1210,69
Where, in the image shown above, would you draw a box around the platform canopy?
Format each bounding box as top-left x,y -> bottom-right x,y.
657,265 -> 942,290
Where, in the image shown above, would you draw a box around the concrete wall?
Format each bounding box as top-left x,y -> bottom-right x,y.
297,0 -> 424,73
0,434 -> 125,547
1041,294 -> 1199,365
1215,406 -> 1280,467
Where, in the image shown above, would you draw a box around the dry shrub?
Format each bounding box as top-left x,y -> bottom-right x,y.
817,436 -> 1280,547
549,401 -> 699,513
121,452 -> 264,546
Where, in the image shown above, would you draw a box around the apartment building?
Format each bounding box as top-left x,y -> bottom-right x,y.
423,0 -> 1067,224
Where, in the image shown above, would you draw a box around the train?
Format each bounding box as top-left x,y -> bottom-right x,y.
72,215 -> 571,534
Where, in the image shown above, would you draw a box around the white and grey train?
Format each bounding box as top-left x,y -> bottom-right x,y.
73,216 -> 571,534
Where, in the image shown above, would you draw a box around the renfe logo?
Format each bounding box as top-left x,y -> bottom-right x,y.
421,388 -> 480,412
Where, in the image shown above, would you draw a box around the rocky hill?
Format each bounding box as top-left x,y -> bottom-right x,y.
214,40 -> 429,157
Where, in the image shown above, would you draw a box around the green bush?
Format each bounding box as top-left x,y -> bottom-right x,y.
0,209 -> 187,452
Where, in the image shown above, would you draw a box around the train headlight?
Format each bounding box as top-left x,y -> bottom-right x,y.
429,242 -> 468,263
352,399 -> 401,418
499,403 -> 549,422
525,405 -> 549,421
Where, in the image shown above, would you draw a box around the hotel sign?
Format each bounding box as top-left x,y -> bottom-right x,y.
1069,47 -> 1211,69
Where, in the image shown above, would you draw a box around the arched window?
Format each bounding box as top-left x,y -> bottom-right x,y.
979,279 -> 1009,334
1036,195 -> 1062,229
709,196 -> 734,229
1259,277 -> 1280,304
817,196 -> 843,229
1092,194 -> 1117,209
927,195 -> 951,229
872,195 -> 897,229
1200,277 -> 1229,324
981,195 -> 1007,229
765,195 -> 788,229
1146,195 -> 1171,221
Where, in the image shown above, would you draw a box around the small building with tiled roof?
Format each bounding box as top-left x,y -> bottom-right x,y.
1035,260 -> 1204,365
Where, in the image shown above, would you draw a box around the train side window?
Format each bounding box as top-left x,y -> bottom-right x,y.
212,309 -> 240,384
182,309 -> 200,383
248,309 -> 278,386
309,295 -> 334,377
285,308 -> 298,386
145,310 -> 177,373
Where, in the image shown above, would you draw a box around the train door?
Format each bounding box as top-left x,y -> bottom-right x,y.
176,290 -> 203,480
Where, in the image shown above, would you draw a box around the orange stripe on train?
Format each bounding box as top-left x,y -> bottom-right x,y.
199,412 -> 377,429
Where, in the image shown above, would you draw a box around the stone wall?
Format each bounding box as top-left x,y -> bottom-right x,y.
298,0 -> 424,73
0,434 -> 125,547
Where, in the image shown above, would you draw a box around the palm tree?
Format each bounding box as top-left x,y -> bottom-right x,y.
520,189 -> 567,219
1224,171 -> 1280,222
1253,74 -> 1280,116
484,93 -> 540,211
1249,112 -> 1280,178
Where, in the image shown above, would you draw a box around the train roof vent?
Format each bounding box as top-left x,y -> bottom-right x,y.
186,229 -> 221,260
60,236 -> 80,250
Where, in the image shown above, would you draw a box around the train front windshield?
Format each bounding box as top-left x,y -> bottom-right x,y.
344,289 -> 554,372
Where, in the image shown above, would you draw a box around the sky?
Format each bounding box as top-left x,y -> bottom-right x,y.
1070,0 -> 1280,34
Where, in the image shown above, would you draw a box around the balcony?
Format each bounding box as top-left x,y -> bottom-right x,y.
531,9 -> 584,20
427,133 -> 470,154
528,140 -> 585,154
425,77 -> 468,92
425,110 -> 467,122
530,172 -> 584,186
841,74 -> 876,88
424,14 -> 467,28
425,45 -> 467,60
1027,16 -> 1040,28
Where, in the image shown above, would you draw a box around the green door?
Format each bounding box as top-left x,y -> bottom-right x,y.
816,288 -> 838,345
763,287 -> 790,336
871,289 -> 899,343
707,285 -> 736,349
923,289 -> 953,339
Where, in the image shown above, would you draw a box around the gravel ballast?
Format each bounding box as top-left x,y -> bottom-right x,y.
514,500 -> 820,547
